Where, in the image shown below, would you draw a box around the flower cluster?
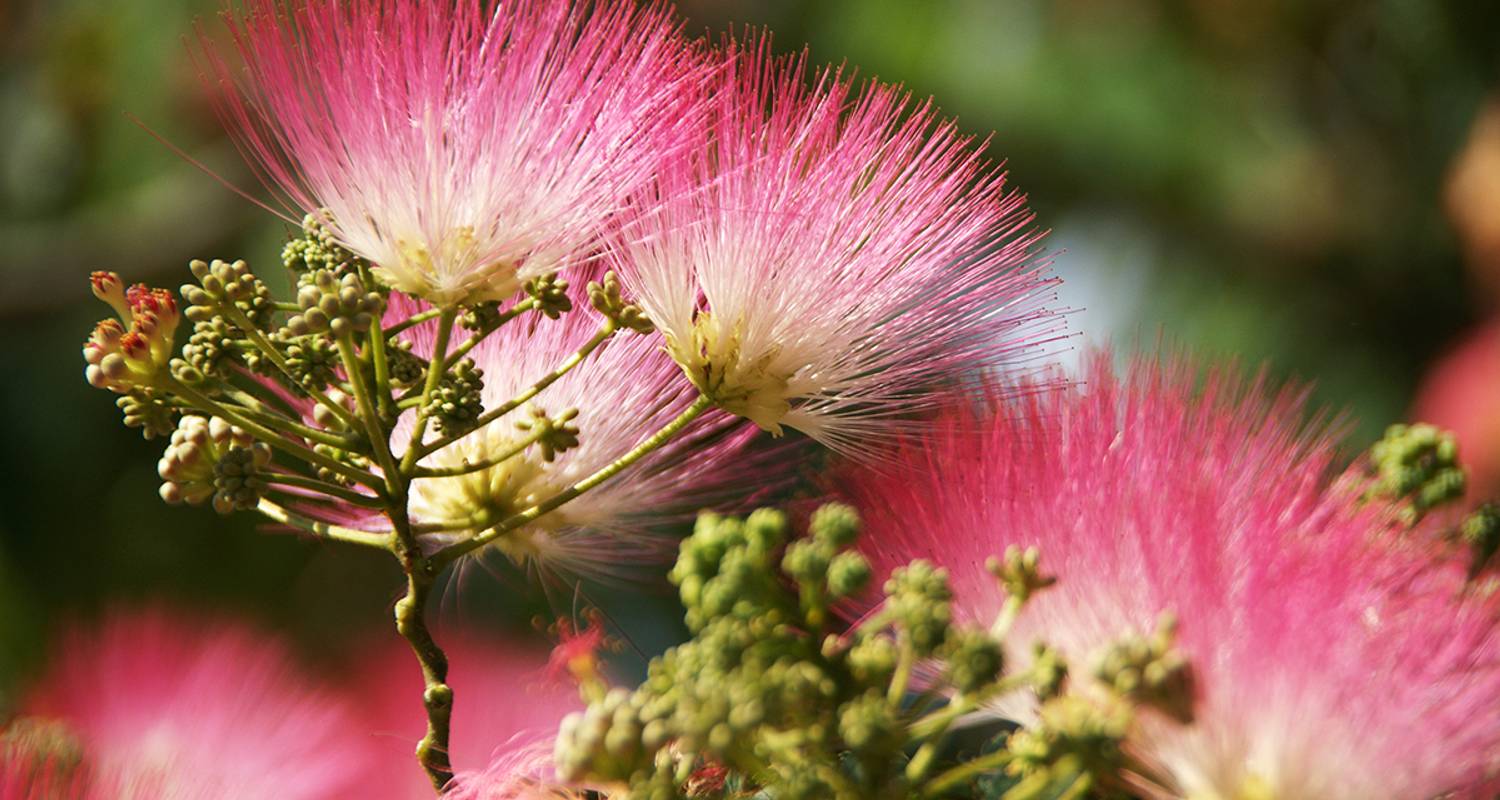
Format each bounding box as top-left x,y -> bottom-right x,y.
835,354 -> 1500,800
66,0 -> 1500,796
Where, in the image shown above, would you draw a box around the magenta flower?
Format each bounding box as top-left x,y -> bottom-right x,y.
9,609 -> 376,800
608,38 -> 1059,453
352,631 -> 585,798
200,0 -> 706,306
838,354 -> 1500,799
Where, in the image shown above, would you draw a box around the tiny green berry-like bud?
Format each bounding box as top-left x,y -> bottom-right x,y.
810,503 -> 860,547
384,339 -> 427,388
458,300 -> 504,332
515,406 -> 580,462
1368,422 -> 1468,522
944,630 -> 1004,694
1462,503 -> 1500,578
157,415 -> 271,513
285,270 -> 383,337
826,551 -> 872,598
281,211 -> 367,276
1093,613 -> 1195,724
524,272 -> 574,319
884,560 -> 954,656
425,358 -> 485,436
116,390 -> 176,440
588,270 -> 654,334
988,545 -> 1056,604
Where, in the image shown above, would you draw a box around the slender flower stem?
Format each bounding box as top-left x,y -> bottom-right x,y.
386,493 -> 454,790
888,633 -> 915,707
164,376 -> 383,489
255,498 -> 390,549
400,310 -> 458,475
922,748 -> 1015,796
409,426 -> 549,479
219,304 -> 361,430
414,321 -> 615,461
224,391 -> 353,449
368,321 -> 394,421
384,307 -> 445,337
266,472 -> 384,509
442,297 -> 536,367
430,394 -> 710,567
337,332 -> 402,491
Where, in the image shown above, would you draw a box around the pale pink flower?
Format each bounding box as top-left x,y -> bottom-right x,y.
839,353 -> 1500,800
1413,317 -> 1500,499
291,289 -> 772,583
11,609 -> 376,800
608,37 -> 1060,453
200,0 -> 707,306
352,631 -> 584,798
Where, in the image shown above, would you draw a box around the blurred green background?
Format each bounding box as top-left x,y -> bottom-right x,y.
2,0 -> 1499,702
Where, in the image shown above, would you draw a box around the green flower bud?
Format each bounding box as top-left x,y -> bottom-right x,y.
944,630 -> 1005,694
424,358 -> 484,437
810,502 -> 861,547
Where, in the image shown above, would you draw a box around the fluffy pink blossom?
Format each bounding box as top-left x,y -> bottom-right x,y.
352,631 -> 585,798
292,288 -> 770,583
608,37 -> 1060,454
839,353 -> 1500,799
7,609 -> 375,800
200,0 -> 707,306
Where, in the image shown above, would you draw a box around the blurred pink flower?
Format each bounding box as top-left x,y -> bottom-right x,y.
839,353 -> 1500,799
1413,317 -> 1500,500
608,36 -> 1060,454
200,0 -> 707,306
352,630 -> 584,798
8,609 -> 376,800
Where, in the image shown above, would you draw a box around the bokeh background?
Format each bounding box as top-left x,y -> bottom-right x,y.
2,0 -> 1499,715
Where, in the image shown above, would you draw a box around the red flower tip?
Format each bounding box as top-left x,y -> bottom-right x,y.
545,611 -> 608,687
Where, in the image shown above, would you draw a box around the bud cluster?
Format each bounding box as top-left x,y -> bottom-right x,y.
553,504 -> 1177,799
286,270 -> 383,338
83,272 -> 181,393
1368,423 -> 1468,523
157,415 -> 272,514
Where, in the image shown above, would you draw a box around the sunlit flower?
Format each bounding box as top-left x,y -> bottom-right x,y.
201,0 -> 707,306
9,609 -> 375,800
298,290 -> 771,583
608,37 -> 1060,453
839,353 -> 1500,800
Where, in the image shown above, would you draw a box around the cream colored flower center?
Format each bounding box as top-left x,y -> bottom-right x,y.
408,428 -> 569,559
670,312 -> 793,435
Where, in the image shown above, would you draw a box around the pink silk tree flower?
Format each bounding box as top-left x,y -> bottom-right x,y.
11,609 -> 376,800
838,353 -> 1500,800
199,0 -> 707,307
351,631 -> 585,798
292,290 -> 771,585
608,37 -> 1060,454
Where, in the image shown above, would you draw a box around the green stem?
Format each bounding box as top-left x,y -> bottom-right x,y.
266,473 -> 384,509
431,394 -> 709,567
220,305 -> 361,431
225,392 -> 353,449
400,310 -> 458,475
888,633 -> 915,707
165,377 -> 382,490
922,748 -> 1015,796
368,320 -> 394,421
414,322 -> 615,461
337,332 -> 401,491
442,298 -> 536,367
409,426 -> 548,479
394,565 -> 454,791
254,499 -> 390,549
384,307 -> 445,337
